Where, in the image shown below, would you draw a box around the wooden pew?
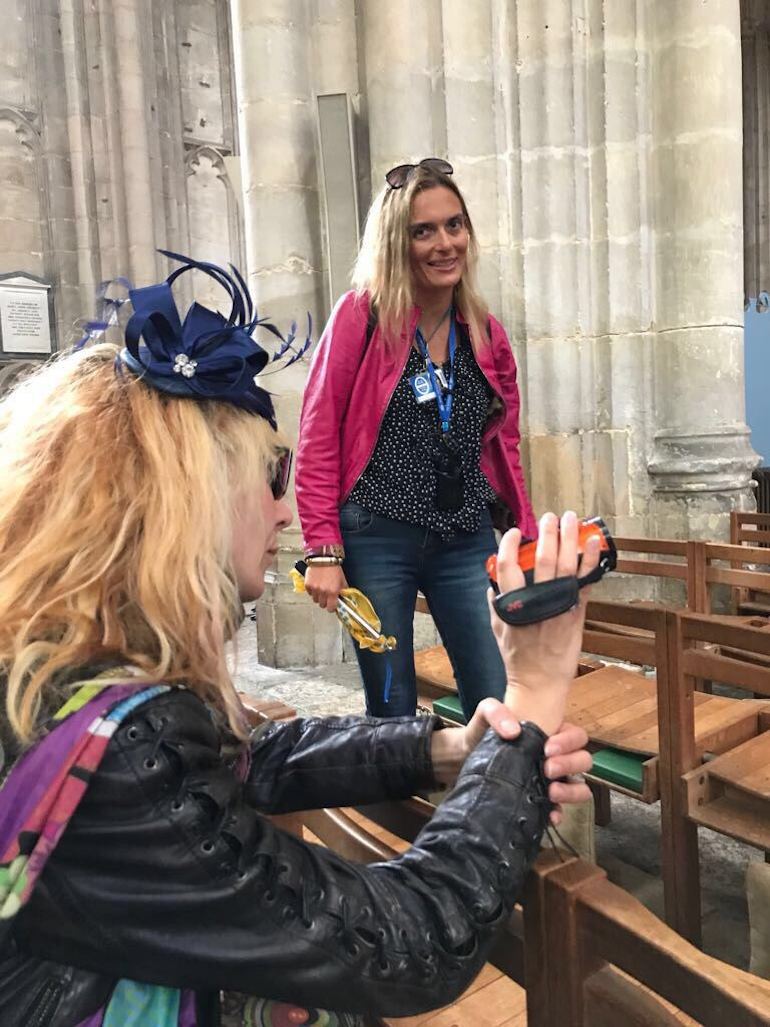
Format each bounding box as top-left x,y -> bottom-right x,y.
291,803 -> 770,1025
730,511 -> 770,619
731,511 -> 770,548
523,850 -> 770,1026
698,538 -> 770,616
237,692 -> 296,725
663,612 -> 770,947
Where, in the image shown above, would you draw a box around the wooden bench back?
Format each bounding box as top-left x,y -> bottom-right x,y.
583,598 -> 666,667
701,535 -> 770,615
613,536 -> 690,583
614,536 -> 770,615
662,611 -> 770,944
291,802 -> 770,1026
671,612 -> 770,701
526,850 -> 770,1026
731,510 -> 770,547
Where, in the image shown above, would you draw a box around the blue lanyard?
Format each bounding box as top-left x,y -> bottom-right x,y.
415,316 -> 456,433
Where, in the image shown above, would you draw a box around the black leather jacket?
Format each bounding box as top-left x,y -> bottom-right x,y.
1,689 -> 551,1026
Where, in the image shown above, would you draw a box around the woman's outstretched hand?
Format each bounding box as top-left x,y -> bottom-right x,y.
488,510 -> 600,736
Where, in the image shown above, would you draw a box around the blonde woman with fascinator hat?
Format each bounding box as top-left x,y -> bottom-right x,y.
0,252 -> 592,1027
297,159 -> 537,720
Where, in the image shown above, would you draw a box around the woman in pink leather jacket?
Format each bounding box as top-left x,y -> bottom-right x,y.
296,159 -> 537,719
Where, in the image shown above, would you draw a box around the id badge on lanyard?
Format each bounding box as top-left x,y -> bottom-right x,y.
411,318 -> 456,432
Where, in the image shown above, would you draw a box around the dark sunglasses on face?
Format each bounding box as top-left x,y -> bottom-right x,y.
385,157 -> 454,190
270,448 -> 293,500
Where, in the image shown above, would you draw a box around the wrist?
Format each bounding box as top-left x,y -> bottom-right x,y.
430,725 -> 466,786
305,543 -> 345,561
503,681 -> 569,737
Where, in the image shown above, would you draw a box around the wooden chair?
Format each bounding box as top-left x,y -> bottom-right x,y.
726,515 -> 770,616
237,692 -> 296,726
522,850 -> 770,1026
289,803 -> 770,1025
569,600 -> 669,808
610,535 -> 692,604
662,611 -> 770,946
731,511 -> 770,548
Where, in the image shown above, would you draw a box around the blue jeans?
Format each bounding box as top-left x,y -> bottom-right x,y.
340,502 -> 506,719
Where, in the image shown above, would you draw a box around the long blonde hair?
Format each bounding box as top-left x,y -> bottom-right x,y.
0,343 -> 286,744
351,165 -> 488,346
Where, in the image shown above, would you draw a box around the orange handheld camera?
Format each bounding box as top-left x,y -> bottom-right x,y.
487,517 -> 617,626
486,517 -> 616,589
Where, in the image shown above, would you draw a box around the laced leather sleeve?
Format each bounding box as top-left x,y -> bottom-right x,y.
14,690 -> 552,1018
245,713 -> 443,813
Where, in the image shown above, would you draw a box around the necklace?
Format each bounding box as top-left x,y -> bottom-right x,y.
418,301 -> 455,363
419,305 -> 452,347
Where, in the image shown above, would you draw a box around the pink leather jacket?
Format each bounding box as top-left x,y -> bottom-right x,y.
295,290 -> 537,550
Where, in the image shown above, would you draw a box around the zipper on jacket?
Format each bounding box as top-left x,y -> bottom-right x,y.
25,978 -> 65,1027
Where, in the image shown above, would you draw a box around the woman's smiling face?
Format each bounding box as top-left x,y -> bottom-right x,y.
408,186 -> 469,297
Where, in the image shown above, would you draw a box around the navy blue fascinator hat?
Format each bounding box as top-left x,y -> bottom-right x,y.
119,250 -> 312,429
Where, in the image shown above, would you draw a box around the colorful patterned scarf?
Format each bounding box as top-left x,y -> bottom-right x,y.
0,680 -> 362,1027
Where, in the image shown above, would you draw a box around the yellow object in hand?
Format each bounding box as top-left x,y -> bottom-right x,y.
290,567 -> 397,653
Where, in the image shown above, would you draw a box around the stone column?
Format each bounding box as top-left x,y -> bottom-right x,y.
361,0 -> 446,186
508,0 -> 654,534
441,1 -> 501,313
58,0 -> 100,317
648,0 -> 757,537
110,0 -> 161,286
231,0 -> 342,666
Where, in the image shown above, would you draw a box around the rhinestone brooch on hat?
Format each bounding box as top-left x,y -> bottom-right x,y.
173,353 -> 197,378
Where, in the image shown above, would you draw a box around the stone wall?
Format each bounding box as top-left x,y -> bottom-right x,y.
233,0 -> 757,656
0,0 -> 760,665
0,0 -> 243,360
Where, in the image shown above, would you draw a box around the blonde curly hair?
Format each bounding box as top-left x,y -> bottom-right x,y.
0,343 -> 287,744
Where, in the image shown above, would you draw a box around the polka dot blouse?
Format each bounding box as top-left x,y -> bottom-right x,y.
348,324 -> 498,539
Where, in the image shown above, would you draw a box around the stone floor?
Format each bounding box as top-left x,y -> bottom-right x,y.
230,609 -> 763,973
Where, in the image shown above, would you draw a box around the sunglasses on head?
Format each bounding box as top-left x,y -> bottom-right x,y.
385,158 -> 454,190
270,448 -> 293,500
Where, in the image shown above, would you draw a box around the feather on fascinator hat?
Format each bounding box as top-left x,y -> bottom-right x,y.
118,250 -> 312,428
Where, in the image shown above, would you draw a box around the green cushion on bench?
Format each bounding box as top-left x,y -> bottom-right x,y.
591,748 -> 645,793
432,695 -> 466,725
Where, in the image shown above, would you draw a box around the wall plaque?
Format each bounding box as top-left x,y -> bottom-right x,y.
0,274 -> 53,355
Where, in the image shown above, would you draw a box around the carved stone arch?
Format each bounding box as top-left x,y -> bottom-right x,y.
0,107 -> 42,155
184,143 -> 245,308
0,105 -> 50,287
185,143 -> 231,184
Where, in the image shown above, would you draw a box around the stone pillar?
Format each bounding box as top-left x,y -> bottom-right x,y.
509,0 -> 655,534
500,0 -> 755,551
111,0 -> 161,285
361,0 -> 446,186
59,0 -> 100,317
231,0 -> 350,666
648,0 -> 757,537
441,1 -> 501,313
